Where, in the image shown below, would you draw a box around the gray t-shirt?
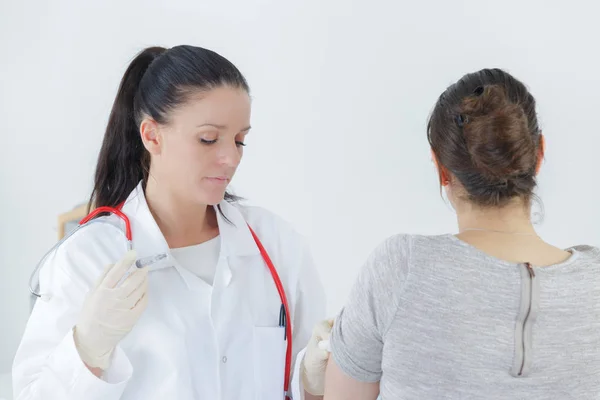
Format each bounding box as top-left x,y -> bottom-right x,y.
330,234 -> 600,399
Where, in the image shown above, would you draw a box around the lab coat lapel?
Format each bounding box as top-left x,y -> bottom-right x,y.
210,201 -> 270,368
213,201 -> 281,325
119,182 -> 170,264
117,183 -> 198,291
212,200 -> 261,287
214,201 -> 260,257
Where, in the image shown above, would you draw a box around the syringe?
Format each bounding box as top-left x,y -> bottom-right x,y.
135,253 -> 167,268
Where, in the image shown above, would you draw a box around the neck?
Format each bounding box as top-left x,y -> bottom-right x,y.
455,199 -> 537,235
144,178 -> 218,248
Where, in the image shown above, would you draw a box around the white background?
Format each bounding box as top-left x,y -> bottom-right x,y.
1,0 -> 599,394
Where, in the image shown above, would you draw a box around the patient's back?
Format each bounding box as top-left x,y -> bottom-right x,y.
330,234 -> 600,400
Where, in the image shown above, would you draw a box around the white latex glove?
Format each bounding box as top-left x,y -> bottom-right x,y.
301,319 -> 334,396
73,250 -> 149,370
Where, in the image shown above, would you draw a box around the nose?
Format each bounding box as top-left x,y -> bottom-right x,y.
218,140 -> 242,167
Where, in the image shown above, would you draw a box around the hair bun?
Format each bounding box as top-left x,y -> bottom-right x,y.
459,85 -> 537,181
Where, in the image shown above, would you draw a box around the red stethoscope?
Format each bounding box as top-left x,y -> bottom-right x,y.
29,205 -> 293,400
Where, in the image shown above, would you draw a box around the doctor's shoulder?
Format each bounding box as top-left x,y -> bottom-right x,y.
233,203 -> 315,269
39,214 -> 128,294
234,203 -> 308,245
233,202 -> 326,307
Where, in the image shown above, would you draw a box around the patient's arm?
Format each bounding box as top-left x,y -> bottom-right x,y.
323,357 -> 379,400
323,236 -> 410,400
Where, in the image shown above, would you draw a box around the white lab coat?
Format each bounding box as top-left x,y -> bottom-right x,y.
13,183 -> 326,400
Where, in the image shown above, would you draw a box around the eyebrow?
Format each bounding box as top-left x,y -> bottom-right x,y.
197,123 -> 252,132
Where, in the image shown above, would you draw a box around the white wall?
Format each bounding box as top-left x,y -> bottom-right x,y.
1,0 -> 599,382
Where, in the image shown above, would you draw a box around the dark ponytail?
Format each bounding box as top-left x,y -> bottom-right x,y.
89,47 -> 166,210
89,45 -> 249,210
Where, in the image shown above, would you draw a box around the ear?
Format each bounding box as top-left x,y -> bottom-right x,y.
431,148 -> 450,186
535,133 -> 545,175
140,118 -> 162,155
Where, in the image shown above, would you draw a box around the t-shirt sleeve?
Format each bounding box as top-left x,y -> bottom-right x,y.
329,234 -> 411,382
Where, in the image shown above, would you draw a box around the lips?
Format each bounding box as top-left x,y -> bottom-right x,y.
206,177 -> 230,184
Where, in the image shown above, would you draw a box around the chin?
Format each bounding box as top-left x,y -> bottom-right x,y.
199,191 -> 226,206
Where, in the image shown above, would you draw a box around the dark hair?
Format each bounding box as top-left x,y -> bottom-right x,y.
89,45 -> 249,210
427,68 -> 542,207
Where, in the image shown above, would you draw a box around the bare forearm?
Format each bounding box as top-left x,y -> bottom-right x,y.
323,357 -> 380,400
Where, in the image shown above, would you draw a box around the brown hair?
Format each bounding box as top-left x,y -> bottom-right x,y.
427,68 -> 542,207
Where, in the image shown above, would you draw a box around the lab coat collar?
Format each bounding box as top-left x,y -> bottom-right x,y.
119,182 -> 259,288
214,198 -> 261,257
119,182 -> 169,263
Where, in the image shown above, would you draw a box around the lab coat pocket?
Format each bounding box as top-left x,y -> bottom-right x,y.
253,326 -> 286,400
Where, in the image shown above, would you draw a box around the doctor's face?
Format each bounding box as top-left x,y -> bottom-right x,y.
149,86 -> 251,206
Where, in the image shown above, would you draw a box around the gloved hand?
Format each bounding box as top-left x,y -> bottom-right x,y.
301,319 -> 334,395
73,250 -> 149,370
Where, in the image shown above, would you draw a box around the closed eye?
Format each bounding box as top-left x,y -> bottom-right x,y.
201,138 -> 246,147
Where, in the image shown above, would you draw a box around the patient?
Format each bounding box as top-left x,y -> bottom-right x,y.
323,68 -> 600,399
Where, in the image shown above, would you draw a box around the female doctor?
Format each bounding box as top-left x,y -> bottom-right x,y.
13,45 -> 328,400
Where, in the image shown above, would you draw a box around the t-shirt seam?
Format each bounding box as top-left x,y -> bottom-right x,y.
381,234 -> 412,340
